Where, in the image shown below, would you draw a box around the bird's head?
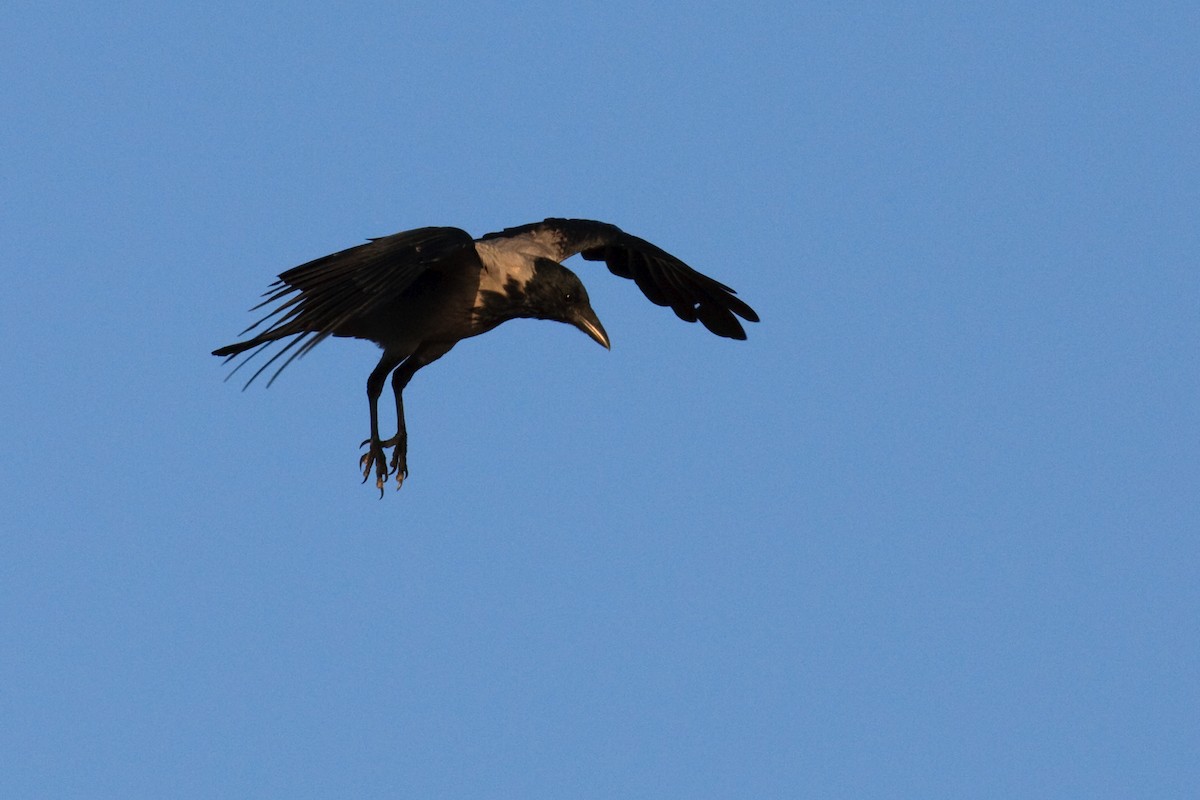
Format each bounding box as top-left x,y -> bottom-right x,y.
523,259 -> 611,349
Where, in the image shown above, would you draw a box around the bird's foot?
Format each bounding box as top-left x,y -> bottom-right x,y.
359,437 -> 408,496
359,439 -> 390,498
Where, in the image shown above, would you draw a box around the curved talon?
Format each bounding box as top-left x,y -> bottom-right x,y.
359,442 -> 389,498
390,451 -> 408,490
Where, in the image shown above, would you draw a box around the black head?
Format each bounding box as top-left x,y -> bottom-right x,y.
522,259 -> 610,348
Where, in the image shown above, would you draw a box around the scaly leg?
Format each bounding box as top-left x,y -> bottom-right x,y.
359,352 -> 404,496
383,359 -> 416,488
359,342 -> 455,494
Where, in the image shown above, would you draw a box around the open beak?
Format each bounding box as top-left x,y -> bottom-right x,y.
571,306 -> 610,349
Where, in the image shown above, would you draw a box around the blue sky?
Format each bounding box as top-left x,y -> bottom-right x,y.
2,2 -> 1197,797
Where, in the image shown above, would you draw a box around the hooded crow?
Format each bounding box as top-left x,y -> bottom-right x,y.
213,217 -> 759,494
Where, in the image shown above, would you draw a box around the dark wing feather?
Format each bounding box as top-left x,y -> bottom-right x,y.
214,226 -> 476,386
486,218 -> 759,339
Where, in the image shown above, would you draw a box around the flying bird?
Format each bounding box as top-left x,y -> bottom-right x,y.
213,217 -> 759,494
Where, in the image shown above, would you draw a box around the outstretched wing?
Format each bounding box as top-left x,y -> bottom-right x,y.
480,217 -> 760,339
214,226 -> 477,386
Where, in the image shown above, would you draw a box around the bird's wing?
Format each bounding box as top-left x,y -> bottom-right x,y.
480,218 -> 760,339
216,226 -> 477,386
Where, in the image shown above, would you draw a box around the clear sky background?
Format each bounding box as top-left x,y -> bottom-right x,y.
2,2 -> 1197,797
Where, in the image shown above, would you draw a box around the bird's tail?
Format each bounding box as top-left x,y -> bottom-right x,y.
213,323 -> 330,388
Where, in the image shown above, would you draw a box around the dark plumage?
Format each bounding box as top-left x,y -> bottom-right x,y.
213,217 -> 759,494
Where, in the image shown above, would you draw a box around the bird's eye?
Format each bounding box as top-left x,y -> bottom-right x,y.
564,291 -> 575,303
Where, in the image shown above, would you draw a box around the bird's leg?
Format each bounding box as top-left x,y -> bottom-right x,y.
385,365 -> 413,487
359,355 -> 402,497
379,353 -> 435,489
358,344 -> 453,495
359,356 -> 420,492
372,361 -> 416,447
